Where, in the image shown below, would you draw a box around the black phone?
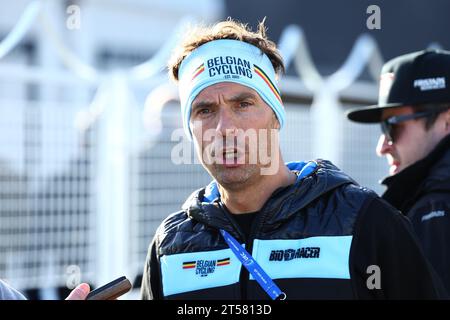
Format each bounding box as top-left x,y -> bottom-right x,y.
86,276 -> 132,300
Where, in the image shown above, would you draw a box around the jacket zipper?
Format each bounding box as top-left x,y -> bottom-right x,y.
238,185 -> 296,299
219,188 -> 288,299
239,209 -> 270,300
217,201 -> 249,299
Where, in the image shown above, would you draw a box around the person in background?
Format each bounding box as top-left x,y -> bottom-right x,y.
347,49 -> 450,294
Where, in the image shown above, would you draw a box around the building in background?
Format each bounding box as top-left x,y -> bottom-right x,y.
0,0 -> 223,299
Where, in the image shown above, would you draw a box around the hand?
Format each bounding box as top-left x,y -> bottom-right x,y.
65,283 -> 91,300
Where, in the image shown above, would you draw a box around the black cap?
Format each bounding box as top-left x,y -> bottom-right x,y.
347,49 -> 450,123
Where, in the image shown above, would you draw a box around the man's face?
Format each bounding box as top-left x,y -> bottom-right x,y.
376,106 -> 438,175
190,82 -> 279,190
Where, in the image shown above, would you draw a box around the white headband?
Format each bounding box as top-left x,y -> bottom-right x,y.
178,39 -> 285,139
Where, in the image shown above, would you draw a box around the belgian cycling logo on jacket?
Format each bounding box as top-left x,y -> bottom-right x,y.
182,258 -> 231,277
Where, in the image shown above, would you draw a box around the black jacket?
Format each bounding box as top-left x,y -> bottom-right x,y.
141,160 -> 444,300
382,134 -> 450,294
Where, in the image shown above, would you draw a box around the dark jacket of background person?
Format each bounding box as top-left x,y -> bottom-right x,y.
141,160 -> 446,300
382,134 -> 450,294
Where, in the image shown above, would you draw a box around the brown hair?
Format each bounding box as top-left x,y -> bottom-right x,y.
167,18 -> 285,82
413,103 -> 450,130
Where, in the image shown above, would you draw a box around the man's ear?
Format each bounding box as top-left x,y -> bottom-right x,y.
445,108 -> 450,131
272,113 -> 280,130
445,108 -> 450,120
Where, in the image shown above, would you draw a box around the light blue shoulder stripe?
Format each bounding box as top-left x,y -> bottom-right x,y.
251,236 -> 352,280
160,248 -> 242,296
160,235 -> 353,296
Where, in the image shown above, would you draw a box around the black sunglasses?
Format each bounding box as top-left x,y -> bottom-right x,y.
380,111 -> 435,143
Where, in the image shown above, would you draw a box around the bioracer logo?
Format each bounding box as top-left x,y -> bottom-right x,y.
269,247 -> 320,261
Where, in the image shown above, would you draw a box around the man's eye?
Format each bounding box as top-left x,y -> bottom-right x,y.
239,101 -> 251,108
198,108 -> 211,115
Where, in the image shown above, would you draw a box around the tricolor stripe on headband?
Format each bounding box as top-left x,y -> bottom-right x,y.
254,64 -> 282,103
192,63 -> 205,80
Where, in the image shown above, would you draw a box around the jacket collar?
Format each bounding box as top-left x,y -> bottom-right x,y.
181,160 -> 356,236
382,134 -> 450,211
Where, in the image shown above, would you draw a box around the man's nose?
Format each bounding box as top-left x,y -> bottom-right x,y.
376,134 -> 393,157
216,107 -> 238,136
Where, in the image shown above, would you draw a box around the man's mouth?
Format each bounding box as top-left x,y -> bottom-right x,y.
223,149 -> 237,160
220,149 -> 244,167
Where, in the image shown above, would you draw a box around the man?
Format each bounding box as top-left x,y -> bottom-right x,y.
0,279 -> 90,300
141,20 -> 445,300
347,49 -> 450,293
